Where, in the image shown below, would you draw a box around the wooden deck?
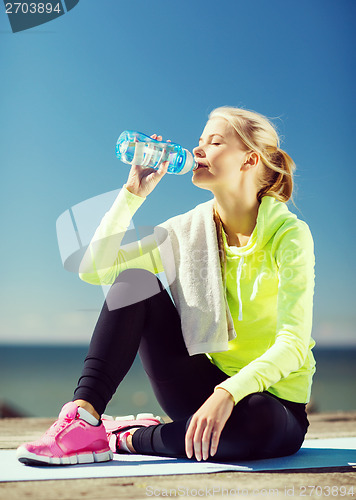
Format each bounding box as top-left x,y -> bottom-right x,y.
1,411 -> 355,499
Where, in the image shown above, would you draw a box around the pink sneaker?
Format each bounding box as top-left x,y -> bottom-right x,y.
16,402 -> 113,466
102,413 -> 163,453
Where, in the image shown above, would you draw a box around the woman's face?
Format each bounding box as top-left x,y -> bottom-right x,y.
192,117 -> 249,191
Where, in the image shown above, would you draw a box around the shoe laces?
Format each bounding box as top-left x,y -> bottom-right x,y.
45,415 -> 76,437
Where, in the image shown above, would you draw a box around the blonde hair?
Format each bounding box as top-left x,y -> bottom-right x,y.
209,106 -> 296,281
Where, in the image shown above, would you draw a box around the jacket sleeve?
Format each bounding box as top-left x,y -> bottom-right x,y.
215,221 -> 315,404
79,186 -> 164,285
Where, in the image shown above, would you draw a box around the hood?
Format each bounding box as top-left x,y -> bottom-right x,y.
222,195 -> 297,257
219,195 -> 297,322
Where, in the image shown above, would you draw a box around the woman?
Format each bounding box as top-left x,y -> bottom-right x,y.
17,106 -> 316,465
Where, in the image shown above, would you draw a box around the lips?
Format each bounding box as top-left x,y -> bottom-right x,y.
193,162 -> 208,171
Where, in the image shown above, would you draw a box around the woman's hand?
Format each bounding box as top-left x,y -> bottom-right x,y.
125,134 -> 169,198
185,388 -> 234,461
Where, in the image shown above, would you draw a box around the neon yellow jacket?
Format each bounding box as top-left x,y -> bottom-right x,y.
79,187 -> 316,405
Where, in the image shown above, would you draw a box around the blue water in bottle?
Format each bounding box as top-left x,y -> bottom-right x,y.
115,131 -> 195,175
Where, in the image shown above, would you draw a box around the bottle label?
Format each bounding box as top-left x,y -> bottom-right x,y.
141,144 -> 160,167
132,143 -> 172,169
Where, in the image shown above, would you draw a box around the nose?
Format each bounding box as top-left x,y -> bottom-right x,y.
193,144 -> 205,158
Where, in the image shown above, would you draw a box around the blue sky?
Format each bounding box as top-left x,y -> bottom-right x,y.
0,0 -> 355,346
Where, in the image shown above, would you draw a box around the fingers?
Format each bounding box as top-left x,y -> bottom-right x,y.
192,422 -> 204,461
185,417 -> 217,461
150,134 -> 171,142
157,160 -> 169,177
201,420 -> 214,461
185,418 -> 196,460
150,134 -> 162,141
210,428 -> 221,457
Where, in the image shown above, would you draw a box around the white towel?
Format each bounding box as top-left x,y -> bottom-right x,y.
154,199 -> 236,356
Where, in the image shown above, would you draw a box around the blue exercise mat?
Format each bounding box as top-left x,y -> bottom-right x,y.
1,437 -> 355,482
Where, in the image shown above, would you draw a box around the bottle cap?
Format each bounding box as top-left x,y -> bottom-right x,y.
177,150 -> 195,175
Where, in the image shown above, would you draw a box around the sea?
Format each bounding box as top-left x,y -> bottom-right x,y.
0,345 -> 355,418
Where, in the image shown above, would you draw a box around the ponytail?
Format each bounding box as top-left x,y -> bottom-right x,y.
256,148 -> 295,203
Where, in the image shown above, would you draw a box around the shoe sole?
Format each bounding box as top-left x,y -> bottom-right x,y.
16,446 -> 113,466
101,412 -> 163,424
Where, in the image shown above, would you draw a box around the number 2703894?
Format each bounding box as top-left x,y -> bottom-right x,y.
5,3 -> 61,14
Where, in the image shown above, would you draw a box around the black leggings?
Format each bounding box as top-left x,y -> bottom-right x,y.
73,269 -> 309,461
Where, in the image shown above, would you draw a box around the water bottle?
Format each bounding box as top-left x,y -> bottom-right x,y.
115,131 -> 195,175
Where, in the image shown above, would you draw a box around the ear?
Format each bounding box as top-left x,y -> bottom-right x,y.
242,152 -> 260,171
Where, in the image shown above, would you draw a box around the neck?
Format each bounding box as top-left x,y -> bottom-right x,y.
214,189 -> 260,247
